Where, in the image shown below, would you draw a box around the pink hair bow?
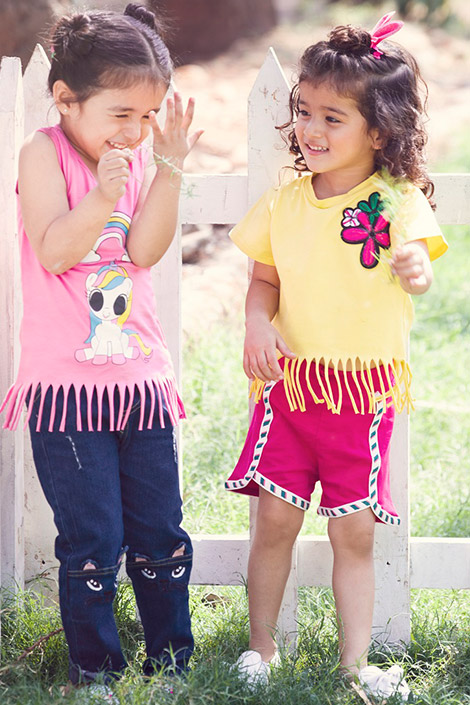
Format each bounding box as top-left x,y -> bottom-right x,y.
369,11 -> 404,58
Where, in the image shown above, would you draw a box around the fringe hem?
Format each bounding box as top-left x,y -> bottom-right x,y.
0,376 -> 185,432
249,357 -> 414,415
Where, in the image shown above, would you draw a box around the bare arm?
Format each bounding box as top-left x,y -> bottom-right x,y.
19,131 -> 133,275
243,261 -> 295,382
126,93 -> 203,267
391,239 -> 433,295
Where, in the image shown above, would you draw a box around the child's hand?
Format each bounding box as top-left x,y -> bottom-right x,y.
390,240 -> 432,294
244,319 -> 296,382
97,148 -> 134,203
149,92 -> 203,173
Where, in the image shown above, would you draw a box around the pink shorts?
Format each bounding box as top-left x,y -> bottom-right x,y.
225,365 -> 399,525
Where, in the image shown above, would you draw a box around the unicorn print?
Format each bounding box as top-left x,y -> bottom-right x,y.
75,264 -> 152,365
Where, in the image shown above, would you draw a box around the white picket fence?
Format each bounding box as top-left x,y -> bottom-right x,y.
1,45 -> 470,648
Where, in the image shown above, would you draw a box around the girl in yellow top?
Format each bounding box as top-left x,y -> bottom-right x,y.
226,12 -> 447,700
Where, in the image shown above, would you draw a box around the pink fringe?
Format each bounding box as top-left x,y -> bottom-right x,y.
59,385 -> 71,432
35,389 -> 47,432
23,383 -> 38,429
1,376 -> 184,432
48,386 -> 58,432
137,382 -> 146,430
109,386 -> 115,433
75,386 -> 82,432
147,382 -> 156,430
11,386 -> 27,430
155,381 -> 164,427
120,385 -> 135,431
96,386 -> 104,432
86,388 -> 94,432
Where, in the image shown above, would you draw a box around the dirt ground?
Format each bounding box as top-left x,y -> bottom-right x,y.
175,5 -> 470,338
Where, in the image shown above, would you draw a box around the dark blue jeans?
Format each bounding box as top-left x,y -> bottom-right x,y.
28,386 -> 193,684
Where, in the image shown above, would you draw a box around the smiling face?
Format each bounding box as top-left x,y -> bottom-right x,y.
294,81 -> 381,197
53,78 -> 167,167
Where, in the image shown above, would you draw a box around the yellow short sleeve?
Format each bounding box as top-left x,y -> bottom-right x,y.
391,186 -> 448,261
229,188 -> 277,266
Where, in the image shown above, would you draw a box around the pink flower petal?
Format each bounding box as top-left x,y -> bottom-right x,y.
375,229 -> 391,248
357,211 -> 372,229
375,213 -> 390,231
361,238 -> 378,268
341,226 -> 368,244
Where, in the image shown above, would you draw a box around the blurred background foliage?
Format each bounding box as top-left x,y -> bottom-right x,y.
0,0 -> 468,69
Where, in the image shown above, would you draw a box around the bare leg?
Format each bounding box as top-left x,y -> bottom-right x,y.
247,488 -> 304,662
328,509 -> 376,674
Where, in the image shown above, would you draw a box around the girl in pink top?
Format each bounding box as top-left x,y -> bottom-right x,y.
1,2 -> 202,690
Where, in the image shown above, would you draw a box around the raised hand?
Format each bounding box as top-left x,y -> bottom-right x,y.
148,92 -> 203,174
391,240 -> 432,294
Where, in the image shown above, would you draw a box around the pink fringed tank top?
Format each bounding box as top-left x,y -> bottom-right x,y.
1,125 -> 184,432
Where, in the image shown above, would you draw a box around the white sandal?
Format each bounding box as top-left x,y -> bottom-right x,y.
234,649 -> 280,687
358,664 -> 411,701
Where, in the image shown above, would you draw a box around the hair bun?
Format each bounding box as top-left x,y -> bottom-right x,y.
124,3 -> 162,32
53,14 -> 95,60
328,25 -> 371,56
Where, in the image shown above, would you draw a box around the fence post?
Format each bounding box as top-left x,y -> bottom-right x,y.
373,410 -> 411,644
21,45 -> 60,588
246,49 -> 295,644
0,57 -> 25,597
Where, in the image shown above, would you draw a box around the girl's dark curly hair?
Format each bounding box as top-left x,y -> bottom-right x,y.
48,3 -> 172,103
279,24 -> 434,205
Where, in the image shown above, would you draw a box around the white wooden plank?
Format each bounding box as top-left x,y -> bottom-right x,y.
247,47 -> 291,202
432,173 -> 470,225
247,48 -> 294,643
191,535 -> 470,590
151,231 -> 182,385
180,174 -> 247,224
373,410 -> 411,643
22,44 -> 58,136
20,47 -> 59,592
410,538 -> 470,589
297,536 -> 333,586
0,57 -> 25,592
191,535 -> 250,584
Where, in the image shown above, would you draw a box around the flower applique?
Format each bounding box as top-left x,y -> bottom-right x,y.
340,192 -> 391,269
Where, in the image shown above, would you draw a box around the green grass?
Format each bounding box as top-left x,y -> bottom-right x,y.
410,222 -> 470,537
1,585 -> 470,704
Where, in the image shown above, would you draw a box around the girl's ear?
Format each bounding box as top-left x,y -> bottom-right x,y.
52,80 -> 77,116
369,127 -> 382,150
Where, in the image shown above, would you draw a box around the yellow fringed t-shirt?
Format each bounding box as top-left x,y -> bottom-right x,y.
231,172 -> 448,414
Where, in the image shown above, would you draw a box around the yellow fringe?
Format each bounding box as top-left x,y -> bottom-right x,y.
247,357 -> 414,415
351,364 -> 365,415
324,363 -> 339,414
374,360 -> 388,410
294,358 -> 306,412
360,364 -> 375,414
304,359 -> 324,405
342,363 -> 359,415
332,364 -> 343,414
283,359 -> 296,412
315,358 -> 335,411
383,363 -> 399,410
